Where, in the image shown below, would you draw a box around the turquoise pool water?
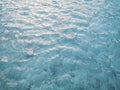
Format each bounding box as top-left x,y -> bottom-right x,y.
0,0 -> 120,90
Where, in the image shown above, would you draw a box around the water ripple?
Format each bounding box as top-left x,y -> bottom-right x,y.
0,0 -> 120,90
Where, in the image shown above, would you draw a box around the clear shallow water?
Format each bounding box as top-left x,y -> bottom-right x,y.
0,0 -> 120,90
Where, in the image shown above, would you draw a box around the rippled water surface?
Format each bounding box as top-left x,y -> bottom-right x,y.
0,0 -> 120,90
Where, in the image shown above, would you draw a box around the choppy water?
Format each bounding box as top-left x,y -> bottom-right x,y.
0,0 -> 120,90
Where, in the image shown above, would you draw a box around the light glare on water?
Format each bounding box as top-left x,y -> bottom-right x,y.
0,0 -> 120,90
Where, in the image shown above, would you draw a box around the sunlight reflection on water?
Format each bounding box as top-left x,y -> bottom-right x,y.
0,0 -> 120,90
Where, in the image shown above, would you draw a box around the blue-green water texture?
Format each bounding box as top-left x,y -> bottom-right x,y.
0,0 -> 120,90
